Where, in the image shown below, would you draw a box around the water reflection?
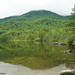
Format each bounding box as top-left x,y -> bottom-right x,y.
0,41 -> 75,70
0,62 -> 71,75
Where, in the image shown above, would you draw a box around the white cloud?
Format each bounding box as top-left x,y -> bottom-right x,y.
0,0 -> 75,18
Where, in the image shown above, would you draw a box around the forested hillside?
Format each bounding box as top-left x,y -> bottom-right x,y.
0,10 -> 74,45
0,16 -> 19,22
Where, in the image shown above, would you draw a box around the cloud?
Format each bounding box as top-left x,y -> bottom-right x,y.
0,0 -> 75,18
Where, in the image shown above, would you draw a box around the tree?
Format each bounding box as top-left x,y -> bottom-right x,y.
66,5 -> 75,27
69,5 -> 75,27
71,5 -> 75,17
66,5 -> 75,46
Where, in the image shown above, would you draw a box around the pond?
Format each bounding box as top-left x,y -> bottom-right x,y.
0,41 -> 75,75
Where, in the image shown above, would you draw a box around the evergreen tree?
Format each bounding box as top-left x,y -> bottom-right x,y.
68,5 -> 75,27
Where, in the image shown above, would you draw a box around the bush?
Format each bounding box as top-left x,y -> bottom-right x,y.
67,37 -> 73,45
72,42 -> 75,46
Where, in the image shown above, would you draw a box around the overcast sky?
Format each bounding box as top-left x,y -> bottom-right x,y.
0,0 -> 75,18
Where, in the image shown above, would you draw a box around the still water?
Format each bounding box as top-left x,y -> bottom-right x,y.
0,62 -> 70,75
0,41 -> 75,75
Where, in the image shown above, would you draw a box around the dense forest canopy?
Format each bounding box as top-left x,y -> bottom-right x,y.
0,16 -> 19,22
0,9 -> 75,46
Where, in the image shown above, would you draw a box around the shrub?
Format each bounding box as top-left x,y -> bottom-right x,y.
67,37 -> 73,45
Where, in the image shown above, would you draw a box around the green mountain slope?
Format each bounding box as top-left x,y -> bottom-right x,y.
0,18 -> 68,31
21,10 -> 68,20
0,10 -> 70,42
10,10 -> 68,21
0,10 -> 68,22
0,16 -> 19,22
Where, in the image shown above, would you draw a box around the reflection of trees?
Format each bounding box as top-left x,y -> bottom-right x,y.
0,41 -> 75,69
65,62 -> 75,69
65,46 -> 75,69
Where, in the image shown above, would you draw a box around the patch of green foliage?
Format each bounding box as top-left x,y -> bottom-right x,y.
66,5 -> 75,46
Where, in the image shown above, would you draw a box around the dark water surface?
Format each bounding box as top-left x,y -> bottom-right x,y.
0,41 -> 75,75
